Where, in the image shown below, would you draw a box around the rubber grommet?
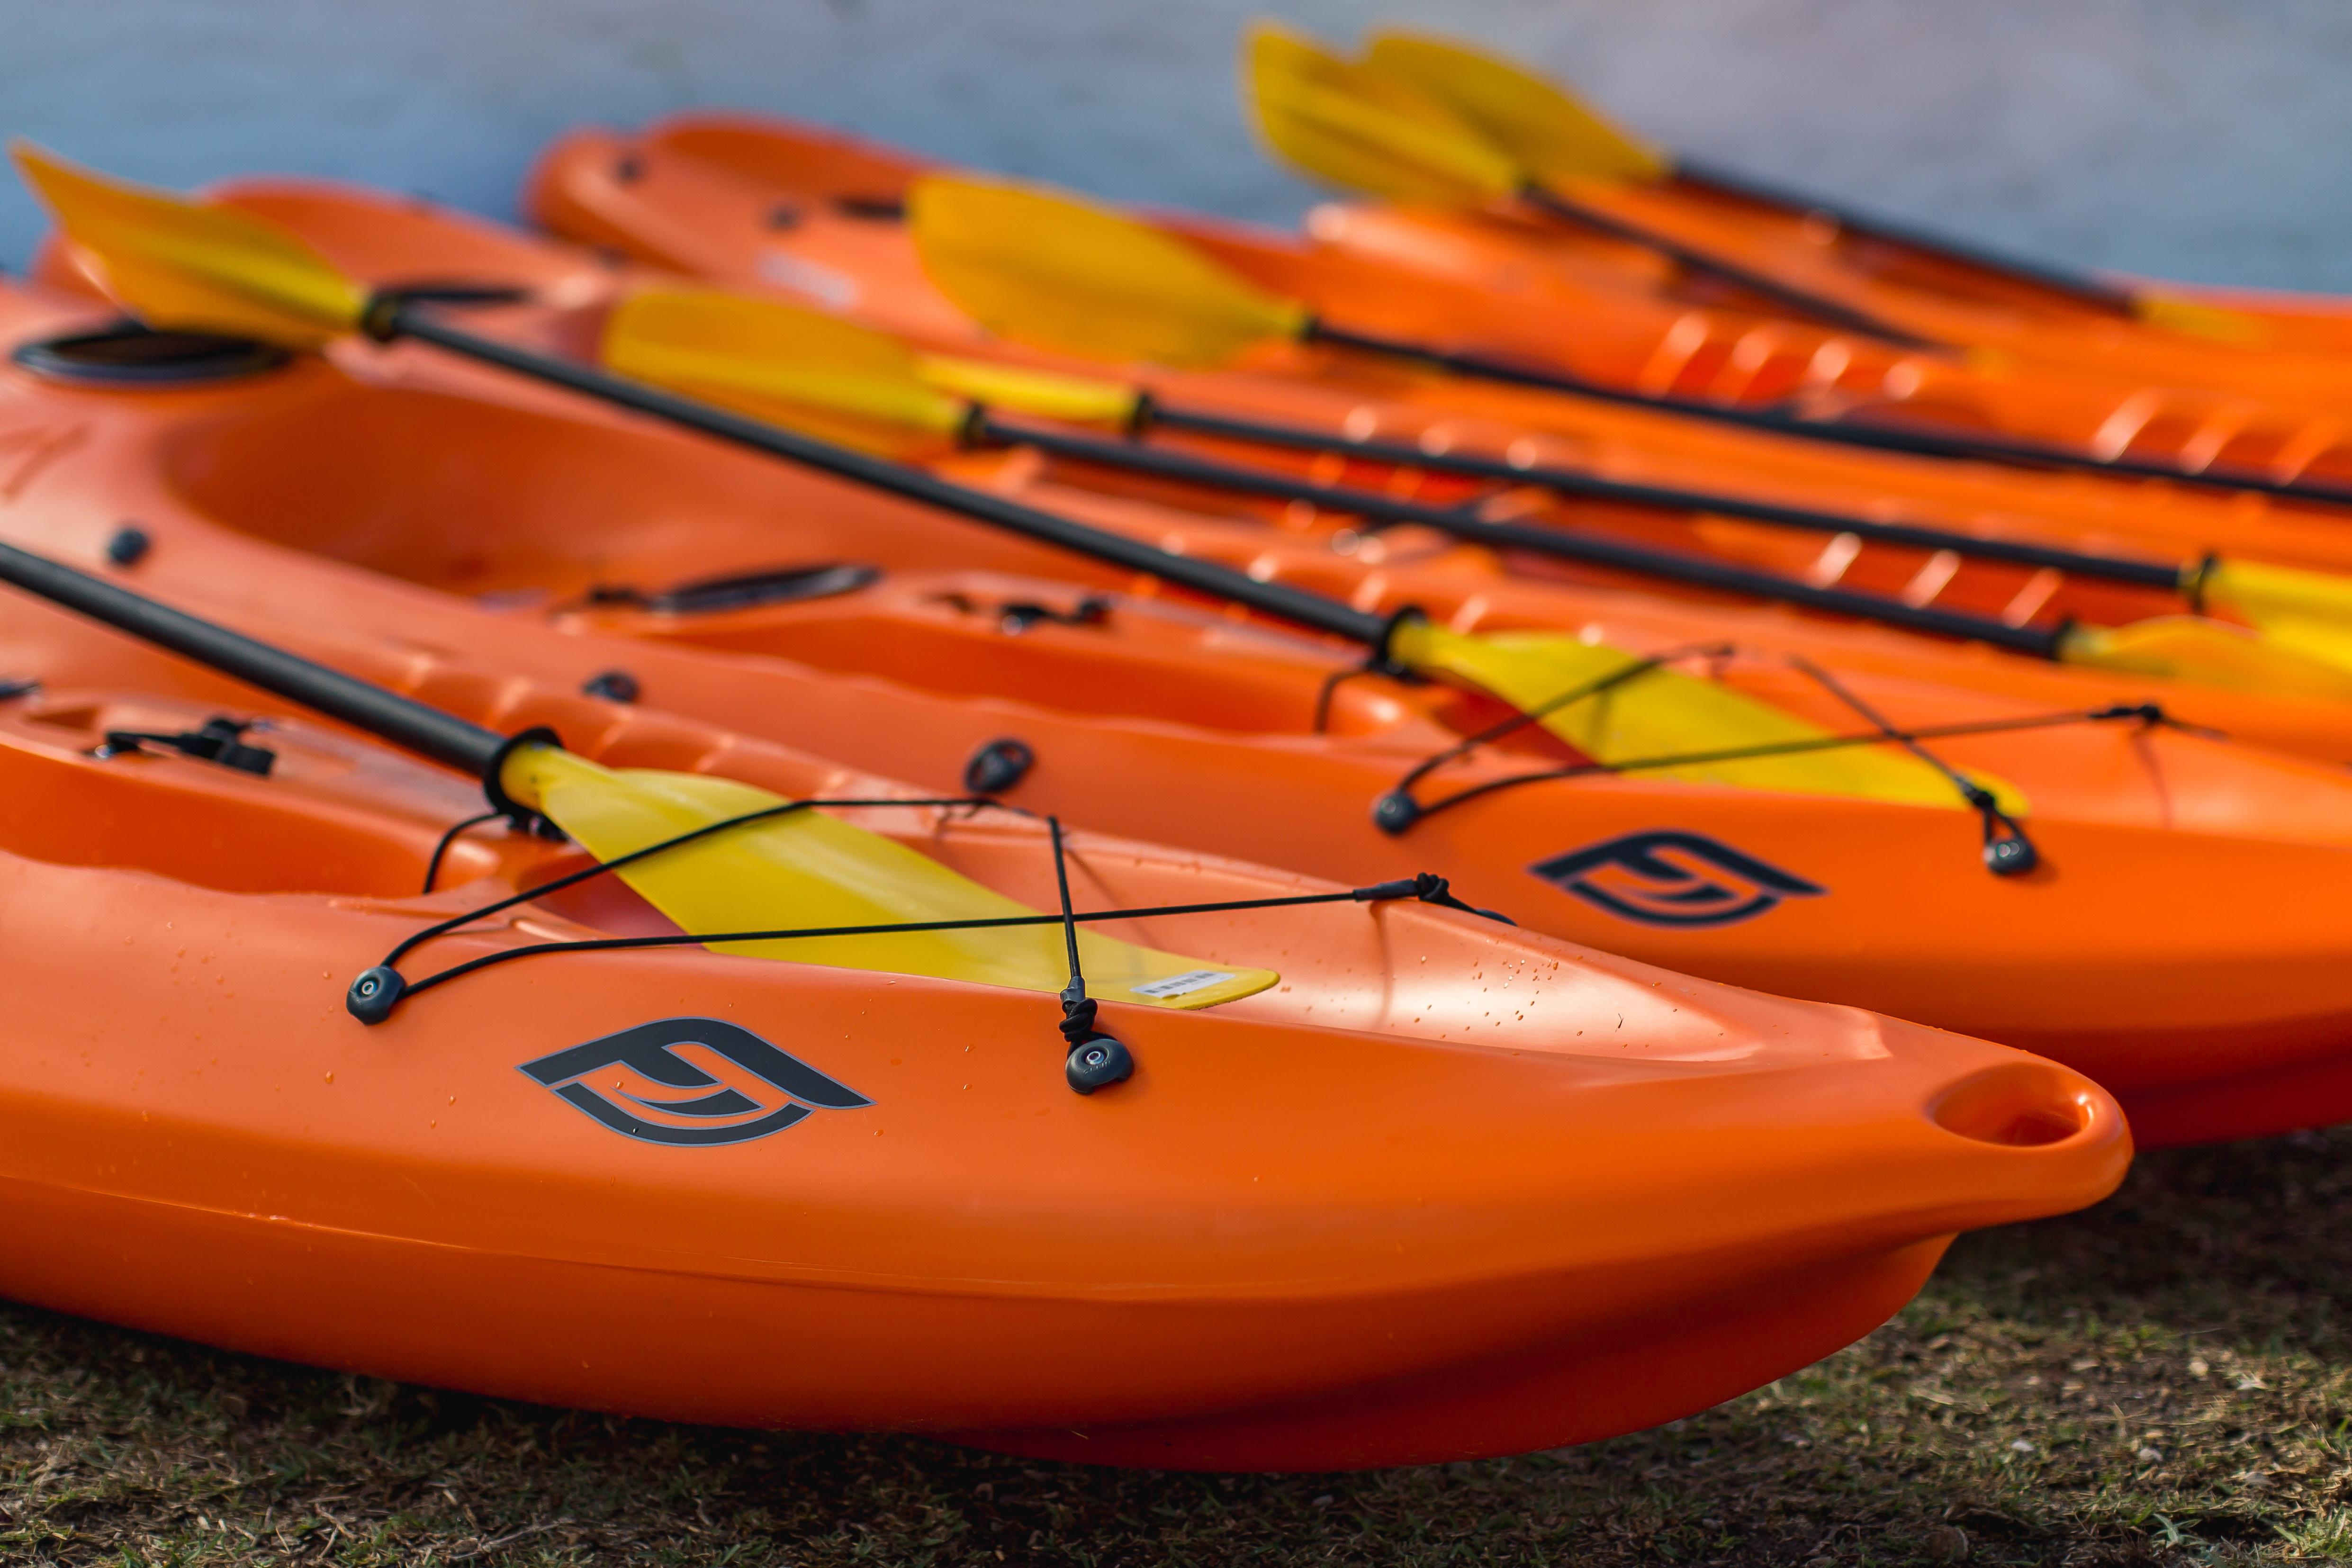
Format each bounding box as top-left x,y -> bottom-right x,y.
105,525 -> 152,567
963,737 -> 1036,794
1064,1035 -> 1134,1095
1371,792 -> 1421,836
346,966 -> 406,1026
1984,836 -> 2038,877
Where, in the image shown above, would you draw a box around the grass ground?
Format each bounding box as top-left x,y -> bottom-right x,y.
2,1128 -> 2348,1567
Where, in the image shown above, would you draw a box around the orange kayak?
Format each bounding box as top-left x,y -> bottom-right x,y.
1302,195 -> 2352,450
1388,179 -> 2352,402
528,113 -> 2352,507
525,114 -> 2352,550
1248,26 -> 2352,405
1280,24 -> 2352,394
0,581 -> 2135,1470
180,169 -> 2352,766
0,271 -> 2347,1148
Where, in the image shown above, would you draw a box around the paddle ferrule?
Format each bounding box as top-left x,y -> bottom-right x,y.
1124,389 -> 1159,439
1369,605 -> 1431,677
2180,553 -> 2222,613
952,400 -> 991,451
485,727 -> 566,829
358,293 -> 407,343
1298,315 -> 1422,361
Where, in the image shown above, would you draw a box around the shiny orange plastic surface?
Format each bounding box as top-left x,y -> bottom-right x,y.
0,591 -> 2127,1468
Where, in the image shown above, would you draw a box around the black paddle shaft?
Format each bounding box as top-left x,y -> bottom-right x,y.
1516,184 -> 1935,348
1672,158 -> 2142,316
0,537 -> 513,778
1139,403 -> 2190,589
983,416 -> 2070,658
1300,319 -> 2352,510
381,304 -> 1398,650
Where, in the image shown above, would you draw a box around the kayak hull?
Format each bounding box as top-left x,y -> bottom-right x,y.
0,1162 -> 1946,1470
0,599 -> 2125,1467
953,1239 -> 1947,1469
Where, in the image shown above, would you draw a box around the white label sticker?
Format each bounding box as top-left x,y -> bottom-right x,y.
1129,970 -> 1236,999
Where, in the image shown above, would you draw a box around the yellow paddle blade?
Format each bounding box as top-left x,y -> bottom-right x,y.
604,280 -> 1144,440
10,142 -> 368,348
2060,617 -> 2352,700
1388,620 -> 2025,813
910,354 -> 1142,428
908,173 -> 1311,368
2194,559 -> 2352,675
2133,293 -> 2271,347
604,287 -> 1144,449
499,744 -> 1275,1009
1359,30 -> 1672,187
1244,22 -> 1522,206
603,285 -> 969,456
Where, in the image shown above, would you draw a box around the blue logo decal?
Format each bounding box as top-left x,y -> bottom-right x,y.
1531,830 -> 1824,928
519,1018 -> 870,1146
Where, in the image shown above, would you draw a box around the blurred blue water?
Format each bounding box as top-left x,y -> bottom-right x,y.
5,0 -> 2349,291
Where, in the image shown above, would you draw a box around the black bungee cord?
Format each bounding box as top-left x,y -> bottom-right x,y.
353,792 -> 1503,1093
1366,639 -> 2191,863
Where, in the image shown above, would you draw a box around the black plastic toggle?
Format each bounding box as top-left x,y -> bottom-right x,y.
1065,1035 -> 1135,1095
106,525 -> 152,567
963,737 -> 1036,794
1371,791 -> 1421,835
345,965 -> 406,1025
1058,982 -> 1133,1095
1983,831 -> 2038,876
1964,784 -> 2040,878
